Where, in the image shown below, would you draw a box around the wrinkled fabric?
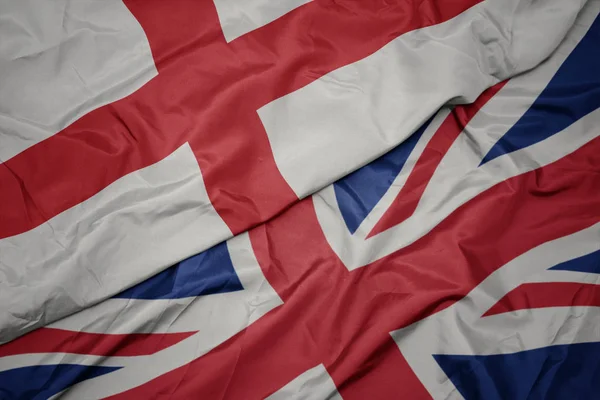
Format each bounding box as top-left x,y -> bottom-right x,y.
0,0 -> 590,346
1,0 -> 599,396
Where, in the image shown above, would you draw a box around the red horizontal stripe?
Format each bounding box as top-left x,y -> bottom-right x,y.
485,282 -> 600,317
0,328 -> 195,357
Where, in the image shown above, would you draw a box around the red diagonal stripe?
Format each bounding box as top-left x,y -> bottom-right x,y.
0,328 -> 195,357
484,282 -> 600,317
369,82 -> 506,237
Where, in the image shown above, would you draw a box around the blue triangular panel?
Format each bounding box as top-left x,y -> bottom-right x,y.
333,118 -> 431,233
550,249 -> 600,274
0,364 -> 120,399
115,241 -> 243,299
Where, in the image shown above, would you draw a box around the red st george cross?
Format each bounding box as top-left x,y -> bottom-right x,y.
0,0 -> 482,238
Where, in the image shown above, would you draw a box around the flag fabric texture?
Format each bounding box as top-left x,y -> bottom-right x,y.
1,0 -> 599,398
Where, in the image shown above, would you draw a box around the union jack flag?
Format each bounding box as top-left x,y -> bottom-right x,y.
1,0 -> 599,399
